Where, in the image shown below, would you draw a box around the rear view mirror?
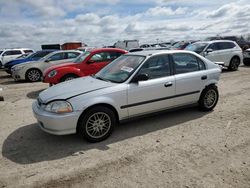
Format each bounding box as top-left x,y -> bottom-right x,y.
206,48 -> 213,53
131,73 -> 149,83
87,59 -> 95,64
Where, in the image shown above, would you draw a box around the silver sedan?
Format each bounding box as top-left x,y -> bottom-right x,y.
33,50 -> 221,142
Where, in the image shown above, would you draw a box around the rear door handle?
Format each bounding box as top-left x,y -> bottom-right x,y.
201,75 -> 207,80
164,82 -> 173,87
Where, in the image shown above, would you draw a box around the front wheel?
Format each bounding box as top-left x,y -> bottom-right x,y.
60,74 -> 78,83
228,57 -> 240,71
78,106 -> 116,142
198,85 -> 219,111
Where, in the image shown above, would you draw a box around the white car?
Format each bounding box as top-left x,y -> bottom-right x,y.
33,50 -> 221,142
0,48 -> 34,68
185,40 -> 243,71
12,50 -> 82,82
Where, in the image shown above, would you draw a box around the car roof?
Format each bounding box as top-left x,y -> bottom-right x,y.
127,50 -> 197,56
196,40 -> 236,44
89,48 -> 127,53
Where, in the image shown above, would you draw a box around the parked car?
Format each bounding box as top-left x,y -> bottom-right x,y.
4,50 -> 55,74
171,41 -> 196,50
113,40 -> 139,51
243,48 -> 250,66
0,48 -> 34,68
206,35 -> 250,50
185,40 -> 243,71
11,50 -> 82,82
33,50 -> 221,142
43,48 -> 127,85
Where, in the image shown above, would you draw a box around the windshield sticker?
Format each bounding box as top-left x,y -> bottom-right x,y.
121,66 -> 134,72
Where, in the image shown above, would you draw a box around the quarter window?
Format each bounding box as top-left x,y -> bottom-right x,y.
172,53 -> 200,74
137,55 -> 171,79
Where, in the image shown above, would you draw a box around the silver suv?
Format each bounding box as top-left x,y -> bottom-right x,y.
185,40 -> 243,71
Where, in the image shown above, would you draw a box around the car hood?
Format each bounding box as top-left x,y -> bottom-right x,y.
39,76 -> 116,103
44,62 -> 75,75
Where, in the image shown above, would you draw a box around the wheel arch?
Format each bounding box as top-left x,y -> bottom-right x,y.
25,67 -> 43,80
76,103 -> 119,133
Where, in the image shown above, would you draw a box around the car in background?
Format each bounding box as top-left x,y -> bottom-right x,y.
0,48 -> 34,68
171,41 -> 197,50
43,48 -> 127,85
12,50 -> 82,82
185,40 -> 243,71
33,50 -> 221,142
4,50 -> 55,74
243,48 -> 250,66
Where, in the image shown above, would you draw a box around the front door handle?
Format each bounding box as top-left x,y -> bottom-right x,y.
164,82 -> 173,87
201,75 -> 207,80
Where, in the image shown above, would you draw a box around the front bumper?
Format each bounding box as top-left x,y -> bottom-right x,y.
11,69 -> 25,81
32,101 -> 80,135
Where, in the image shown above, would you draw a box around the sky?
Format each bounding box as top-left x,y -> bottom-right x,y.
0,0 -> 249,50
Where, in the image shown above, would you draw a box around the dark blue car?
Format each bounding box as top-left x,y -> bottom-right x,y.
4,50 -> 55,74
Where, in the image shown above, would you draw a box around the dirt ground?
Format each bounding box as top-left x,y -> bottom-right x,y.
0,66 -> 250,188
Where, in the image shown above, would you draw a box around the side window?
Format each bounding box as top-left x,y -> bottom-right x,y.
220,42 -> 235,49
108,52 -> 123,60
172,53 -> 200,74
3,51 -> 12,56
197,57 -> 206,70
90,52 -> 110,62
48,53 -> 64,61
208,43 -> 219,51
137,55 -> 171,79
11,50 -> 22,55
23,50 -> 33,53
66,52 -> 80,59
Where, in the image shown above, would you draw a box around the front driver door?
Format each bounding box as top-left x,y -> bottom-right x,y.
126,54 -> 176,118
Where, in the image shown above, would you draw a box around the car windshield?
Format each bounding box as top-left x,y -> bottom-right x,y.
29,51 -> 51,59
74,51 -> 91,63
185,43 -> 208,53
94,55 -> 145,83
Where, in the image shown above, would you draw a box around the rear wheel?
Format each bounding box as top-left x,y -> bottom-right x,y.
25,69 -> 42,82
243,58 -> 250,66
78,106 -> 116,142
60,74 -> 78,83
198,85 -> 219,111
228,57 -> 240,71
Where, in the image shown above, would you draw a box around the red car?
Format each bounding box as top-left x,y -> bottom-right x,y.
43,48 -> 127,85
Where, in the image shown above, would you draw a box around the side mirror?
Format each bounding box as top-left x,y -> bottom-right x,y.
131,73 -> 149,83
87,59 -> 95,64
44,59 -> 50,62
206,48 -> 213,53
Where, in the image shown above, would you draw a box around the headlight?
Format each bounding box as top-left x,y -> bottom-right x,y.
44,101 -> 73,113
48,70 -> 57,78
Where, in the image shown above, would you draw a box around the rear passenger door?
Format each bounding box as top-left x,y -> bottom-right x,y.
172,53 -> 207,106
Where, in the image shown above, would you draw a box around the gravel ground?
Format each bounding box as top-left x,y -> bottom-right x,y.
0,66 -> 250,188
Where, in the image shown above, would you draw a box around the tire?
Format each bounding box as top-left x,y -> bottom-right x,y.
198,85 -> 219,111
60,74 -> 78,83
78,106 -> 116,142
243,58 -> 250,66
0,61 -> 2,69
228,57 -> 240,71
25,69 -> 42,82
